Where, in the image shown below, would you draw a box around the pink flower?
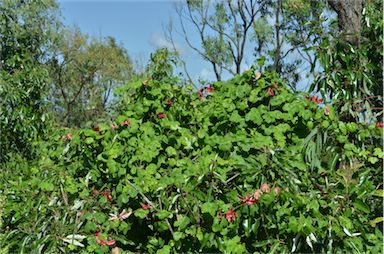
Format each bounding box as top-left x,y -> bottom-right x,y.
121,120 -> 131,127
141,203 -> 152,210
239,195 -> 257,206
205,86 -> 214,93
267,87 -> 275,96
95,231 -> 116,246
253,189 -> 263,200
273,187 -> 281,195
157,112 -> 166,119
225,209 -> 237,222
376,122 -> 384,128
260,183 -> 270,193
111,123 -> 117,129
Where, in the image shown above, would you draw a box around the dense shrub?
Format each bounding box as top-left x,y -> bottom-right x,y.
1,70 -> 382,253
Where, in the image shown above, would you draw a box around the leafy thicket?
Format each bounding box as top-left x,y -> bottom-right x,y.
1,69 -> 382,253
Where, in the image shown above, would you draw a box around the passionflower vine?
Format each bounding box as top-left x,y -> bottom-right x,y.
225,209 -> 237,222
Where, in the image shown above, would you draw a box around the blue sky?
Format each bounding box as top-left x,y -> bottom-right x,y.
57,1 -> 319,89
58,0 -> 217,82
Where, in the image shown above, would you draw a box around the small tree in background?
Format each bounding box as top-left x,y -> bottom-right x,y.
49,27 -> 134,128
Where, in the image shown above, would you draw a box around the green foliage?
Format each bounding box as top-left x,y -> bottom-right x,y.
146,48 -> 178,82
310,0 -> 383,120
49,27 -> 134,127
0,0 -> 59,162
1,69 -> 382,253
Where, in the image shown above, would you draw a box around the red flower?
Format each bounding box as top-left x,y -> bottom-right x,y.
308,95 -> 323,104
205,86 -> 214,93
141,203 -> 152,210
121,120 -> 131,127
111,123 -> 117,129
101,189 -> 112,202
239,195 -> 257,206
95,231 -> 116,246
267,87 -> 275,96
198,90 -> 204,100
260,183 -> 270,193
94,126 -> 100,133
253,189 -> 263,201
376,122 -> 384,128
157,112 -> 166,119
225,209 -> 237,222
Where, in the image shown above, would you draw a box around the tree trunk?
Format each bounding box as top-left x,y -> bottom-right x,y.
272,0 -> 281,72
328,0 -> 362,46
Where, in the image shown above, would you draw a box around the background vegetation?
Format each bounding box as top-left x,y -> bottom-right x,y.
0,0 -> 382,253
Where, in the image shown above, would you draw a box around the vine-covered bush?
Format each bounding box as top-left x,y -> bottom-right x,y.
1,69 -> 382,253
